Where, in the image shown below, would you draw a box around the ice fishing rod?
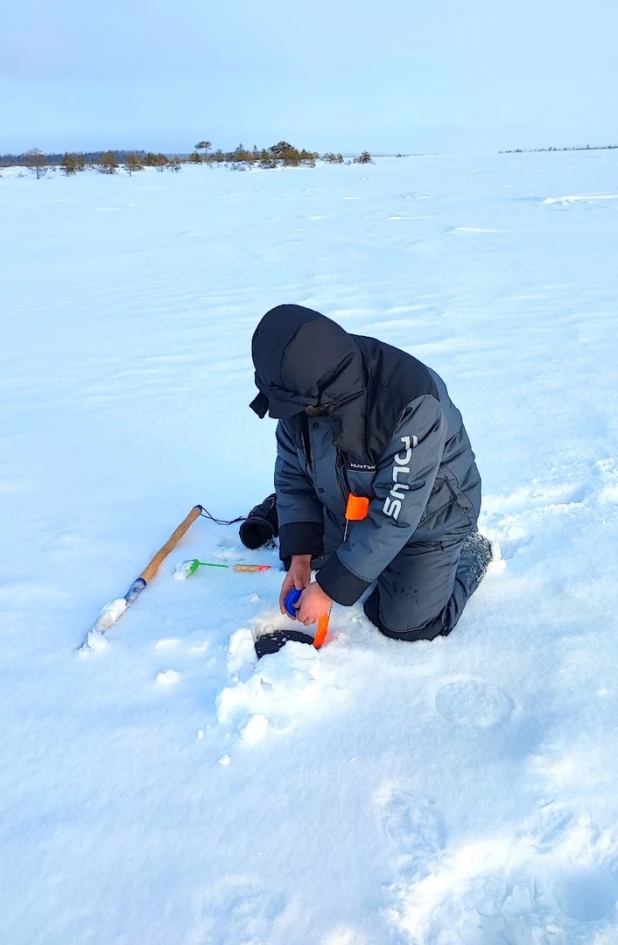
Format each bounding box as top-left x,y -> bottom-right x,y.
77,505 -> 205,651
78,504 -> 265,653
174,559 -> 271,579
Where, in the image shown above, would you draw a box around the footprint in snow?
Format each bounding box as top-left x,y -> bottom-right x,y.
375,785 -> 445,880
480,478 -> 588,553
435,679 -> 514,729
483,481 -> 586,516
394,858 -> 618,943
385,803 -> 618,944
529,802 -> 577,854
189,877 -> 288,945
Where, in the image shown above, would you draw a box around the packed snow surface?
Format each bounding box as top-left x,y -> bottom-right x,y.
1,152 -> 618,944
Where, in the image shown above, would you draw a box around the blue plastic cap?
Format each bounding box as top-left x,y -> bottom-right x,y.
284,588 -> 302,618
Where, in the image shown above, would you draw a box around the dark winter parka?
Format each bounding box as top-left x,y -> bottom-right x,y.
250,305 -> 481,606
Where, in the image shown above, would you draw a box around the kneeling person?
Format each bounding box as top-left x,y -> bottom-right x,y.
247,304 -> 492,641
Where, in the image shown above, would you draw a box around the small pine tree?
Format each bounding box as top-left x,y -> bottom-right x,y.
354,151 -> 373,164
61,153 -> 77,176
125,153 -> 144,176
259,149 -> 277,169
74,153 -> 86,172
195,140 -> 212,161
269,141 -> 294,158
169,157 -> 182,172
99,151 -> 119,174
299,148 -> 318,167
26,148 -> 47,179
231,143 -> 252,163
188,151 -> 202,163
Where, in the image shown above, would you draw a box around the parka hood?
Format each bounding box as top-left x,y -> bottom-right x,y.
250,304 -> 366,421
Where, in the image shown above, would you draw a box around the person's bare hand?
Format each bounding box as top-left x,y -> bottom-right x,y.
296,582 -> 333,626
279,555 -> 312,617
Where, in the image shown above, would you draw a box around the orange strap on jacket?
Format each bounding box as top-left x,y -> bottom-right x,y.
345,494 -> 370,521
313,496 -> 368,650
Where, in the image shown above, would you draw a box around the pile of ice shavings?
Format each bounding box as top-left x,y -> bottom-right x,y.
216,627 -> 344,742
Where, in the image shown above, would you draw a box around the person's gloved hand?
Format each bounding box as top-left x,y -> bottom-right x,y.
279,554 -> 312,616
296,582 -> 333,626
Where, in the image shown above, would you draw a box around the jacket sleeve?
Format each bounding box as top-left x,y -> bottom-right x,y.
316,395 -> 447,605
274,421 -> 324,560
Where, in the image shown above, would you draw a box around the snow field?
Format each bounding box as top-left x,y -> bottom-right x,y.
1,152 -> 618,943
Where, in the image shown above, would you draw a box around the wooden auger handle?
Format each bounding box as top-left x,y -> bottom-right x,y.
140,505 -> 203,584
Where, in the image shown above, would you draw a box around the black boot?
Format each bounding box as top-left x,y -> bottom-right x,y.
457,531 -> 493,599
239,493 -> 279,550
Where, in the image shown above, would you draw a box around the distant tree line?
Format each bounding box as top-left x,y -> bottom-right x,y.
500,143 -> 618,154
0,149 -> 148,167
187,140 -> 319,167
187,141 -> 373,168
0,141 -> 374,178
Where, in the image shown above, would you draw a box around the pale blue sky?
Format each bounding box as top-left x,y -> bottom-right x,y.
2,0 -> 617,154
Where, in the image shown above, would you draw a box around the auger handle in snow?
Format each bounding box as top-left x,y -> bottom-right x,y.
123,504 -> 205,603
79,505 -> 204,650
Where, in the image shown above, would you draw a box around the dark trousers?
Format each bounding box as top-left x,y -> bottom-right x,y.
363,536 -> 473,641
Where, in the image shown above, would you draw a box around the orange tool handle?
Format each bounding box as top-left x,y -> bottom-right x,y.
313,612 -> 330,649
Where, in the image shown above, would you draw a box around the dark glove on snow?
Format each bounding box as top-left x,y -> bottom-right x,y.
239,493 -> 279,550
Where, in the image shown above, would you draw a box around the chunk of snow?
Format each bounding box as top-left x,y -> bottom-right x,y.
155,670 -> 181,685
239,714 -> 269,743
226,628 -> 258,674
79,629 -> 108,653
217,636 -> 332,740
92,598 -> 126,632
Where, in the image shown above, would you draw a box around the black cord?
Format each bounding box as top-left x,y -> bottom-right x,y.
199,506 -> 246,526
